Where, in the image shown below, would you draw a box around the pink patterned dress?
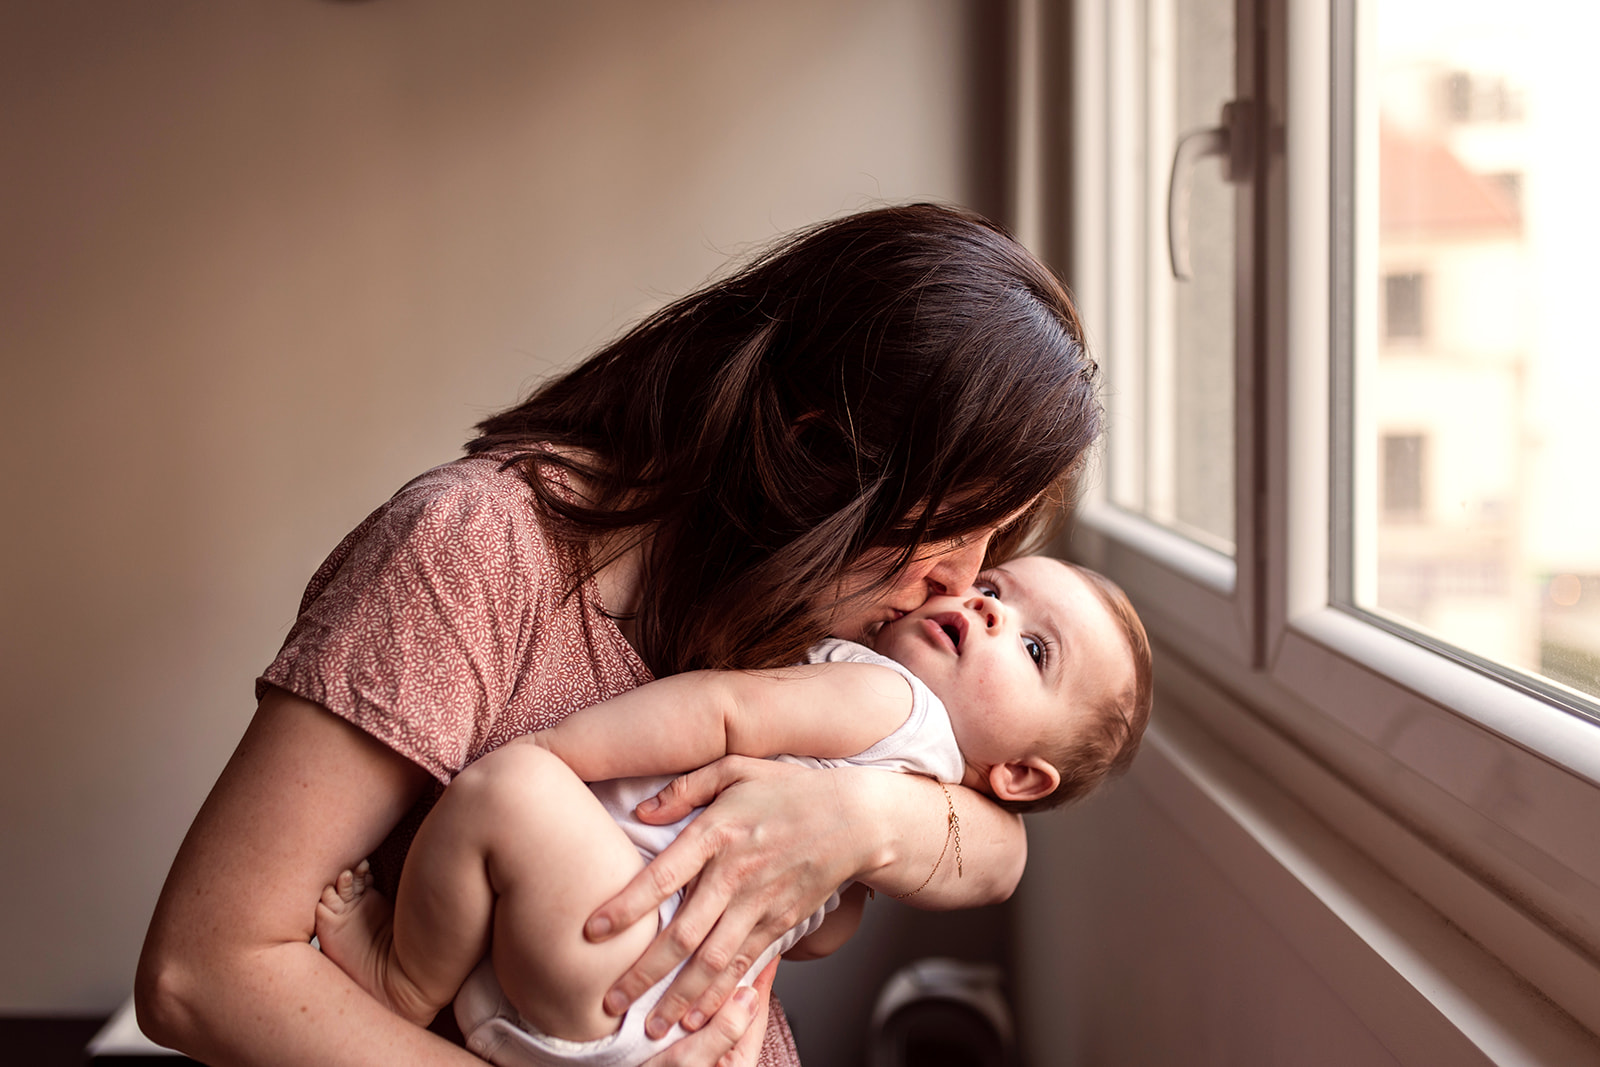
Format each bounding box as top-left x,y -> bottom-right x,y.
260,453 -> 802,1066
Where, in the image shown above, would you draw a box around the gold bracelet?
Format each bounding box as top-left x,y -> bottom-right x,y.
890,781 -> 963,901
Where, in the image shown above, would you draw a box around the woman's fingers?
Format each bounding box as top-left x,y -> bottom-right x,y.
585,819 -> 717,945
683,930 -> 772,1034
727,959 -> 778,1065
636,960 -> 775,1067
642,889 -> 771,1036
601,831 -> 784,1032
593,758 -> 848,1037
602,877 -> 733,1021
586,757 -> 777,945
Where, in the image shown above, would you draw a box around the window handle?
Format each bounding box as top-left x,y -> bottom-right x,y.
1168,99 -> 1252,280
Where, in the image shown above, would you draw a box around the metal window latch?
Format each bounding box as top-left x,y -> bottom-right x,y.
1168,99 -> 1253,280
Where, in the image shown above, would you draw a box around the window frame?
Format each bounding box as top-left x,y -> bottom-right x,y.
1068,0 -> 1260,668
1060,0 -> 1600,1034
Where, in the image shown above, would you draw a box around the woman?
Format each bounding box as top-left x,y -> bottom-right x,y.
136,203 -> 1101,1066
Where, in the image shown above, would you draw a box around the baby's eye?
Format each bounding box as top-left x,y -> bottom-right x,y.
1022,635 -> 1045,667
976,578 -> 1000,599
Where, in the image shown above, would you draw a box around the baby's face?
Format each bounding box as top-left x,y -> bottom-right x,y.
872,556 -> 1132,775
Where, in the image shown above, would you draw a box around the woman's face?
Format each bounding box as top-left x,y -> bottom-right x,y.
824,500 -> 1036,642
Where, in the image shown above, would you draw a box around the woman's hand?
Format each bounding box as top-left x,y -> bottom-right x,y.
585,756 -> 872,1040
586,756 -> 1028,1041
637,959 -> 775,1067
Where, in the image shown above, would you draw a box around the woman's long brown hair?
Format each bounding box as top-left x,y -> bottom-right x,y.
469,203 -> 1101,674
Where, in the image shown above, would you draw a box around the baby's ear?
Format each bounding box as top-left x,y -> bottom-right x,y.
988,756 -> 1061,804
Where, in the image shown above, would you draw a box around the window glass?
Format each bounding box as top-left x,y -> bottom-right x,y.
1104,0 -> 1237,555
1352,0 -> 1600,704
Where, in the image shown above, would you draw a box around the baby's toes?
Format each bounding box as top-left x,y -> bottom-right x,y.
333,868 -> 362,905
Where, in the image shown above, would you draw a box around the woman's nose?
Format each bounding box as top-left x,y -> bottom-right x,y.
925,532 -> 990,596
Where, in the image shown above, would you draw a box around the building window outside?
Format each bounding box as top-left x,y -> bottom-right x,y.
1380,433 -> 1425,517
1382,271 -> 1425,341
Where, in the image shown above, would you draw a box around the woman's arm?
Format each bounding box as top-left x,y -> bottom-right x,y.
136,690 -> 772,1067
529,663 -> 912,781
583,758 -> 1025,1039
136,689 -> 481,1066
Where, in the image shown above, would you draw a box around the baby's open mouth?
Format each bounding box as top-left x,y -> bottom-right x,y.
926,611 -> 968,654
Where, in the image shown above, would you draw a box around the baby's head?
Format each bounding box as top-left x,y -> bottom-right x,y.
872,555 -> 1152,813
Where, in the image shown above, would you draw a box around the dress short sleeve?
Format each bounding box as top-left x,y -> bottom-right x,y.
259,454 -> 653,783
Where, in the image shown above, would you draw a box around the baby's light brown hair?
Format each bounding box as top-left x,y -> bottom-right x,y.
998,563 -> 1152,814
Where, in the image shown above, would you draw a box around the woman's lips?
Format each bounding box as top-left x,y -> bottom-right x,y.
864,607 -> 910,641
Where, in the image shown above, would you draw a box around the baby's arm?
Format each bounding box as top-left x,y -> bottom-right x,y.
531,662 -> 914,782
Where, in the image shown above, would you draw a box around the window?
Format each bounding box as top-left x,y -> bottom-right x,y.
1378,432 -> 1423,517
1544,574 -> 1600,692
1380,272 -> 1424,341
1443,69 -> 1526,125
1351,0 -> 1599,704
1093,0 -> 1242,558
1063,0 -> 1600,1036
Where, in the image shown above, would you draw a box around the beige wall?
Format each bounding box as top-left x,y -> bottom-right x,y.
0,0 -> 1006,1016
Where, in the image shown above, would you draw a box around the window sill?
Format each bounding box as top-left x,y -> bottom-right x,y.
1128,697 -> 1600,1061
1148,629 -> 1600,1039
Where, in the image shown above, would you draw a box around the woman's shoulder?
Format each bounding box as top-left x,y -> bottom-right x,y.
389,450 -> 592,531
378,452 -> 587,557
292,452 -> 576,616
391,451 -> 540,518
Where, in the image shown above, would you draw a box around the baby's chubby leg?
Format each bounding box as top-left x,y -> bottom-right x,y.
316,743 -> 657,1041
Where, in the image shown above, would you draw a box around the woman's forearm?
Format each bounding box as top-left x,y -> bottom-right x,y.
847,769 -> 1026,907
137,690 -> 474,1066
138,936 -> 480,1066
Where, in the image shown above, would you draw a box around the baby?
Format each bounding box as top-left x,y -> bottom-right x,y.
314,555 -> 1151,1066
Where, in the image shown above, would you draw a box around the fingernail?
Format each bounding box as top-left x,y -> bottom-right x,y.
645,1015 -> 668,1040
586,916 -> 612,939
637,796 -> 660,814
604,990 -> 628,1015
732,986 -> 757,1011
683,1010 -> 705,1031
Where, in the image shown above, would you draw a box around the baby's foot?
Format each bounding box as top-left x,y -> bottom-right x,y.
315,861 -> 435,1026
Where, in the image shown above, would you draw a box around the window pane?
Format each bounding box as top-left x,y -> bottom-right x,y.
1352,0 -> 1600,703
1105,0 -> 1236,555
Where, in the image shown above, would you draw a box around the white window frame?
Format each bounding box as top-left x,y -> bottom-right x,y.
1058,0 -> 1600,1037
1068,0 -> 1260,669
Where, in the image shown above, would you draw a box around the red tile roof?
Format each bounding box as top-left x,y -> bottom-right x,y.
1380,123 -> 1521,236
